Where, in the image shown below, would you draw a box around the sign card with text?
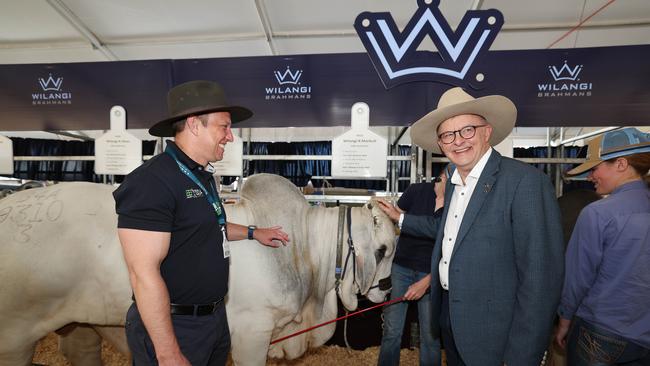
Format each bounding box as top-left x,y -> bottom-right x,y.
0,135 -> 13,175
211,134 -> 243,177
95,106 -> 142,175
332,102 -> 387,178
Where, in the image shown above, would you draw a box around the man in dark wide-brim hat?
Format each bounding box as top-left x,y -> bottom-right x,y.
113,80 -> 289,366
377,87 -> 564,366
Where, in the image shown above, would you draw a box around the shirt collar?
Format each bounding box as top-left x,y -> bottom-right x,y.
611,179 -> 648,195
450,147 -> 493,186
166,141 -> 203,172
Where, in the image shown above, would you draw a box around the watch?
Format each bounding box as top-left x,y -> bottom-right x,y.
247,225 -> 257,240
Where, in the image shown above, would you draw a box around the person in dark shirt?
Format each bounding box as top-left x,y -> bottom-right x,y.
555,127 -> 650,366
378,175 -> 446,366
557,189 -> 601,248
114,80 -> 289,366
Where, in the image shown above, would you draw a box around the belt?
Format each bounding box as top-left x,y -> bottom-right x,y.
170,298 -> 224,316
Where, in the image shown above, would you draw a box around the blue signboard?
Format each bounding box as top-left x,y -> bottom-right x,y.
0,60 -> 171,131
0,46 -> 648,130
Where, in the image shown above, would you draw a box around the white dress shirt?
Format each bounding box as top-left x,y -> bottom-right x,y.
439,148 -> 493,290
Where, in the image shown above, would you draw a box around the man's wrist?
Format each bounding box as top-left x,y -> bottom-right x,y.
398,213 -> 405,228
247,225 -> 257,240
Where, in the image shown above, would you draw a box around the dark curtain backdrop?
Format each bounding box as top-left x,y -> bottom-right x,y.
7,138 -> 156,182
245,141 -> 414,191
3,138 -> 592,195
513,145 -> 594,193
245,141 -> 331,188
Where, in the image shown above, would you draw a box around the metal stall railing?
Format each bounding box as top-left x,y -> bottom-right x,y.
10,152 -> 586,201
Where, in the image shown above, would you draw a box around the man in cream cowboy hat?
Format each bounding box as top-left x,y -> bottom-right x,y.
114,80 -> 289,366
378,87 -> 564,366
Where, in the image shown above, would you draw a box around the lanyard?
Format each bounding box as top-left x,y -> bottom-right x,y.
165,146 -> 226,227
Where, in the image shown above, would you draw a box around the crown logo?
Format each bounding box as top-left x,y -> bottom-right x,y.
549,61 -> 583,81
274,66 -> 303,85
354,0 -> 503,89
38,74 -> 63,91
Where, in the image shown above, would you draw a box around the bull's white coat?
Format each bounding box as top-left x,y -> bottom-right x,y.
0,174 -> 395,366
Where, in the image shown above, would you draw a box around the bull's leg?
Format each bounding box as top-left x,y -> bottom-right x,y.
0,340 -> 36,366
229,315 -> 274,366
57,324 -> 102,366
93,325 -> 130,358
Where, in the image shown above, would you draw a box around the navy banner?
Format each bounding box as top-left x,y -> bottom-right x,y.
0,60 -> 171,131
0,45 -> 648,131
171,55 -> 434,129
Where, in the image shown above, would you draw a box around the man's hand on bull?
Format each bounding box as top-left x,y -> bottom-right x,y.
226,223 -> 290,247
253,226 -> 290,248
375,198 -> 402,223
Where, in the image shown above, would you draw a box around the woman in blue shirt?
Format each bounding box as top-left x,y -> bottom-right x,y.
555,127 -> 650,366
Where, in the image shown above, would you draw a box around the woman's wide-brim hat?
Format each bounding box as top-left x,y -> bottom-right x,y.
566,127 -> 650,176
149,80 -> 253,137
410,87 -> 517,154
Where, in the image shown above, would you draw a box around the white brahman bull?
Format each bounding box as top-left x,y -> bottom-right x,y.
0,174 -> 396,365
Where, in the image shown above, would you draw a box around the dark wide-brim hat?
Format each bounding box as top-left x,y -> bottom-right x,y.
410,87 -> 517,154
149,80 -> 253,137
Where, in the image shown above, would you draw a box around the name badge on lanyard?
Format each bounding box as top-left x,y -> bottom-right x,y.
210,201 -> 229,258
166,146 -> 229,258
222,227 -> 230,258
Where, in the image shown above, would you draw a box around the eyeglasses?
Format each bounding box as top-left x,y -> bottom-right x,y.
437,125 -> 488,144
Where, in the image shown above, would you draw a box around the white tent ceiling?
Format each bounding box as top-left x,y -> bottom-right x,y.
2,0 -> 649,63
1,0 -> 649,143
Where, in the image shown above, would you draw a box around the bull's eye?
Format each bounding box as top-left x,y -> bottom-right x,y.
372,215 -> 379,226
367,202 -> 374,210
375,245 -> 387,264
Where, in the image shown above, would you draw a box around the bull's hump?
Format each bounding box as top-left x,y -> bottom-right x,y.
240,174 -> 308,210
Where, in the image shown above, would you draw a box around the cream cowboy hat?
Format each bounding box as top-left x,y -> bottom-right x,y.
566,127 -> 650,176
410,87 -> 517,154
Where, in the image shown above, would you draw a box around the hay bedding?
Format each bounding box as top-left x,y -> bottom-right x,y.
33,333 -> 129,366
33,333 -> 431,365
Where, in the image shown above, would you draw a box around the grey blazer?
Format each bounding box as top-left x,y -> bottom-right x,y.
403,151 -> 564,366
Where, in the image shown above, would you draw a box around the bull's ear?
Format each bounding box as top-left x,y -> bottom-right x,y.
366,202 -> 373,210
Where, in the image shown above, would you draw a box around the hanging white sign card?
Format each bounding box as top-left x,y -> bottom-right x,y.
95,106 -> 142,175
0,135 -> 13,175
331,102 -> 387,178
211,134 -> 243,177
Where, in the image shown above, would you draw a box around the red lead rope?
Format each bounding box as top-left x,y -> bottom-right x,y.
270,296 -> 404,345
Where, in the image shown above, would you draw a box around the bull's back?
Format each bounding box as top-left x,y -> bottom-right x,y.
0,182 -> 130,326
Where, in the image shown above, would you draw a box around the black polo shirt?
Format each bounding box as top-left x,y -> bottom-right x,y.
394,182 -> 437,273
113,141 -> 228,304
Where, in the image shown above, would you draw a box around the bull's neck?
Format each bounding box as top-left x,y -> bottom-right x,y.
306,206 -> 342,296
